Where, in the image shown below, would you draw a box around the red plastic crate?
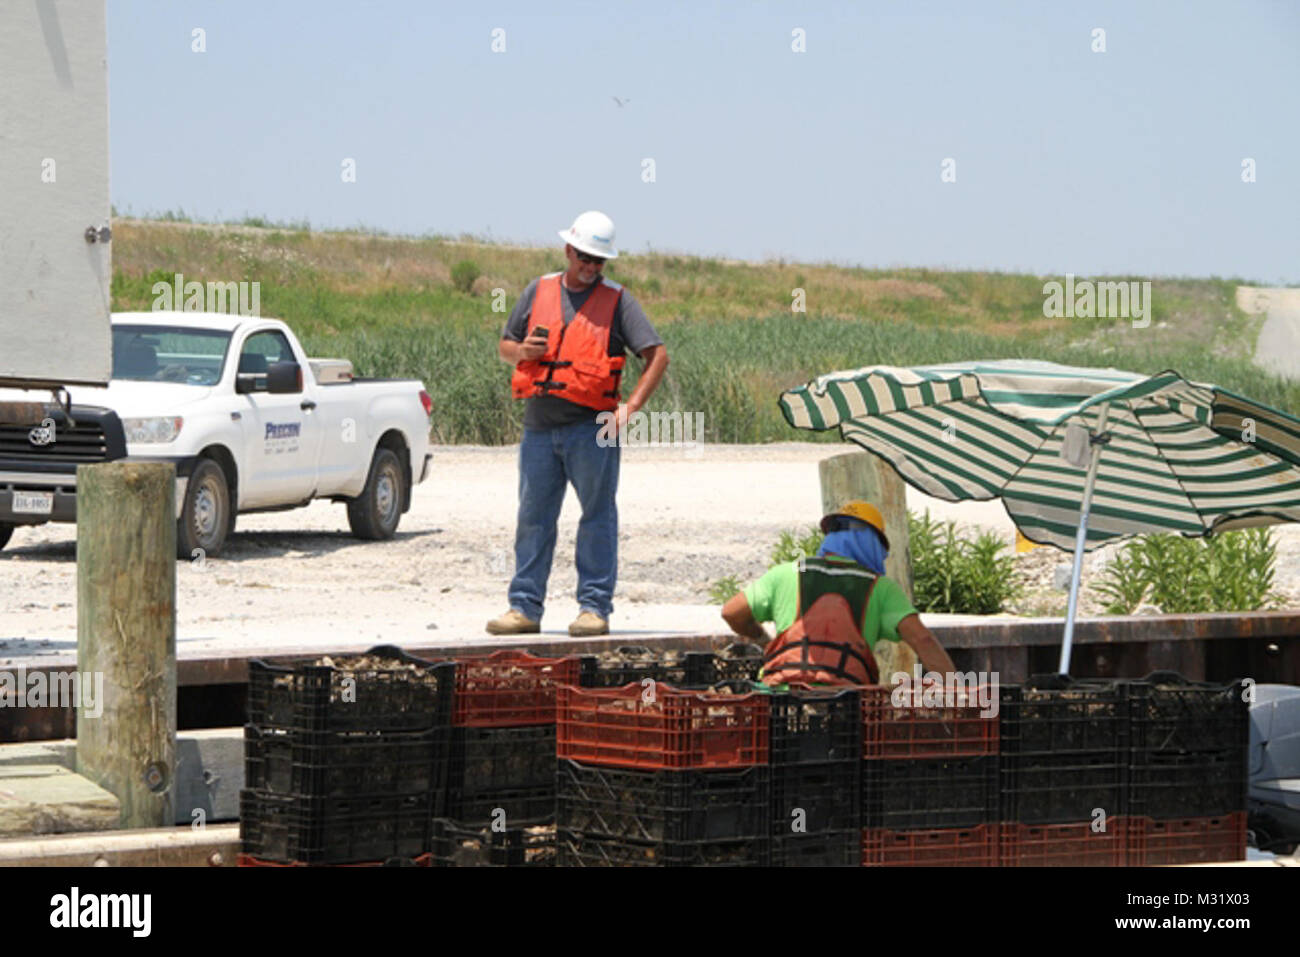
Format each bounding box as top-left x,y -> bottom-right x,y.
236,853 -> 433,867
556,682 -> 770,770
999,818 -> 1130,867
453,650 -> 582,727
861,825 -> 996,867
1128,814 -> 1247,867
860,684 -> 999,759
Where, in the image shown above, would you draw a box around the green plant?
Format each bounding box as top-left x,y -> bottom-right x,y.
451,259 -> 481,294
708,575 -> 744,605
1094,545 -> 1149,614
908,510 -> 1020,614
1096,528 -> 1280,614
1206,527 -> 1279,611
770,526 -> 824,565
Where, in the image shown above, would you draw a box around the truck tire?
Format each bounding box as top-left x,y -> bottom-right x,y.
0,524 -> 13,552
178,458 -> 231,560
347,447 -> 405,541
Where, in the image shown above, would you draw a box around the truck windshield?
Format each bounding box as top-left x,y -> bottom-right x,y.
112,326 -> 232,385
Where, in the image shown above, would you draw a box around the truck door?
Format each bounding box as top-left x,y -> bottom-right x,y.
233,329 -> 323,507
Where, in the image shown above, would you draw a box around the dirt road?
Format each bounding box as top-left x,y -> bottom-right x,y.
1242,286 -> 1300,382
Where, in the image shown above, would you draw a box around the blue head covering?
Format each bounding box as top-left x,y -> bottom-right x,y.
817,520 -> 888,576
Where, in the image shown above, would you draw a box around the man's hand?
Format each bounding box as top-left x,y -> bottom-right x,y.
598,402 -> 634,444
499,332 -> 548,365
518,328 -> 549,361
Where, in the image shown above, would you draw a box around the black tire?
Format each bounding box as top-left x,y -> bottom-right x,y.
347,447 -> 405,540
177,458 -> 231,560
0,523 -> 13,552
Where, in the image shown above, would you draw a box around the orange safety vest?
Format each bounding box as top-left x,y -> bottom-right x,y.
510,274 -> 626,413
761,557 -> 881,687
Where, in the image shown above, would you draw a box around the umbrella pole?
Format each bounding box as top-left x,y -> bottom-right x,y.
1058,404 -> 1111,675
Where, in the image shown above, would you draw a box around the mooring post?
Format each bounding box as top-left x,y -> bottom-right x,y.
819,450 -> 917,678
75,462 -> 177,828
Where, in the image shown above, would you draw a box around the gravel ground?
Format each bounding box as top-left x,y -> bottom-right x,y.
2,443 -> 1298,657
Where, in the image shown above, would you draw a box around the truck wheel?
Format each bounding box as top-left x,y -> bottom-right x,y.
178,459 -> 231,560
347,447 -> 405,540
0,524 -> 13,552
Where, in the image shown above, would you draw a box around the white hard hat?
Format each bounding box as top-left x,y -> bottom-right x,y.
558,210 -> 619,260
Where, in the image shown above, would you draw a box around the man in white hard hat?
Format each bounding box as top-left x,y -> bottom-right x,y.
488,211 -> 669,636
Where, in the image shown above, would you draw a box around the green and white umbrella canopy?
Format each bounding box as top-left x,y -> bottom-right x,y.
779,359 -> 1300,552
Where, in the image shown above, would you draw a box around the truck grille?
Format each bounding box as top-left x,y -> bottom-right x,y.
0,407 -> 126,469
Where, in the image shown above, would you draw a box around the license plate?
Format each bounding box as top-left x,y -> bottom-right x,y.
12,491 -> 53,515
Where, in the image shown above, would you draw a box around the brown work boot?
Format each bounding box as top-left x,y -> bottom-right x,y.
568,610 -> 609,637
485,609 -> 540,635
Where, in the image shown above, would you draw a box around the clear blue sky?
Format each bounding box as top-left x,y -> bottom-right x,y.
107,0 -> 1300,282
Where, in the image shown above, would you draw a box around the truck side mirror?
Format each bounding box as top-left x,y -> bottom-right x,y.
266,361 -> 302,394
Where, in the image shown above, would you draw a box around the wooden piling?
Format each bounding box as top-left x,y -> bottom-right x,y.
75,462 -> 176,829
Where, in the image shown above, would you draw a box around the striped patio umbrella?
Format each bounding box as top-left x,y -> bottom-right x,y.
779,359 -> 1300,672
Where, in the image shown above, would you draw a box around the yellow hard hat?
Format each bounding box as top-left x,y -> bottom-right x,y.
820,500 -> 890,550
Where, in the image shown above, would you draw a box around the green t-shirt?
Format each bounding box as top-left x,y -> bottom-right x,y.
742,557 -> 917,650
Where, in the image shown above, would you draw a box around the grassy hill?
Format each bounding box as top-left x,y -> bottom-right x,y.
108,217 -> 1297,444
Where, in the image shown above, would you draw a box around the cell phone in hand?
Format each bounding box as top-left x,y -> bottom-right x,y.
529,325 -> 549,342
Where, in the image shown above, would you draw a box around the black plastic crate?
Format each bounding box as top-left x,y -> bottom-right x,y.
1000,752 -> 1126,825
772,830 -> 861,867
1128,750 -> 1248,819
247,645 -> 453,733
449,724 -> 556,794
443,725 -> 556,823
1127,673 -> 1249,757
556,828 -> 769,867
430,818 -> 556,867
773,760 -> 860,835
999,675 -> 1129,756
683,643 -> 766,686
578,646 -> 690,688
557,759 -> 769,842
244,725 -> 447,798
863,755 -> 999,829
771,686 -> 862,765
240,788 -> 433,865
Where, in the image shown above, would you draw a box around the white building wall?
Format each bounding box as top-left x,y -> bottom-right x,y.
0,0 -> 112,387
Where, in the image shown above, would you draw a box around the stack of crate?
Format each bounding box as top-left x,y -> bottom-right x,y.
239,645 -> 453,866
860,682 -> 1001,866
429,649 -> 581,867
555,681 -> 772,865
998,675 -> 1131,866
1125,674 -> 1248,865
769,686 -> 863,865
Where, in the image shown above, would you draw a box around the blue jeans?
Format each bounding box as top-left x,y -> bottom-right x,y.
508,420 -> 620,622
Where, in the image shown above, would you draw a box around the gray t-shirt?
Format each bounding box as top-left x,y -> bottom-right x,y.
502,275 -> 663,430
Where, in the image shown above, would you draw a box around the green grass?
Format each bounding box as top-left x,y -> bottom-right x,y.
108,217 -> 1300,444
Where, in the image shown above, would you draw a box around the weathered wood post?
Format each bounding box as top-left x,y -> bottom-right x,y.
819,451 -> 918,680
75,462 -> 176,829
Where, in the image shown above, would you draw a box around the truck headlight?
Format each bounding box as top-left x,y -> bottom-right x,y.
122,416 -> 184,444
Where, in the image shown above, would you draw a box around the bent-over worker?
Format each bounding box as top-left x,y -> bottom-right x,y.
721,501 -> 956,685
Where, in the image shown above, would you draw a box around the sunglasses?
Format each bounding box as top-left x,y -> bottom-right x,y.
574,250 -> 606,265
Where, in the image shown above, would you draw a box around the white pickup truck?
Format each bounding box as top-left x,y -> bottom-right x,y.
0,310 -> 433,558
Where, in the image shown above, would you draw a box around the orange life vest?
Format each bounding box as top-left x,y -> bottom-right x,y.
510,274 -> 626,413
761,557 -> 881,686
